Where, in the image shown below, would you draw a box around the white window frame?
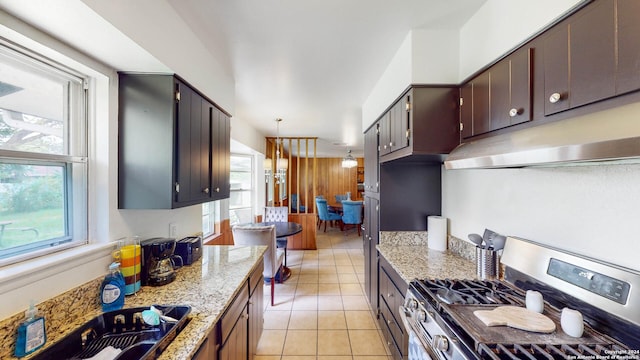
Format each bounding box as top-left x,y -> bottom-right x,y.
229,153 -> 254,225
0,37 -> 88,266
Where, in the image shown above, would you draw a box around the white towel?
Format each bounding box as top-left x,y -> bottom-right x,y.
86,346 -> 122,360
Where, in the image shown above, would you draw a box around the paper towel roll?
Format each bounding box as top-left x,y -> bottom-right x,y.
427,216 -> 447,251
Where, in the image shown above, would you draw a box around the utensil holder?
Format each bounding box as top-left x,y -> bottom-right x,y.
476,247 -> 499,280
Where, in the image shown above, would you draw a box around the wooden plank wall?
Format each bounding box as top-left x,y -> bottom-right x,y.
287,213 -> 317,250
291,157 -> 364,209
205,219 -> 233,245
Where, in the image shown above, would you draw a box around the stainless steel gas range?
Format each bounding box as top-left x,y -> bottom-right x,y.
400,237 -> 640,360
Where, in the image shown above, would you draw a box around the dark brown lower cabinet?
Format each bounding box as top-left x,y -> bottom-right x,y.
218,306 -> 248,360
378,254 -> 408,360
248,264 -> 264,360
192,261 -> 264,360
217,283 -> 249,360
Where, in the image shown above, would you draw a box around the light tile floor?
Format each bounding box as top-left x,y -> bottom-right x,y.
256,225 -> 391,360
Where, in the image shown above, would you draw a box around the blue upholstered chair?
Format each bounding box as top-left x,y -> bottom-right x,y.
291,194 -> 306,213
341,200 -> 363,236
316,197 -> 342,232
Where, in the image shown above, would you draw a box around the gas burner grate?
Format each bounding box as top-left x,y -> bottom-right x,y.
414,279 -> 526,306
478,342 -> 629,360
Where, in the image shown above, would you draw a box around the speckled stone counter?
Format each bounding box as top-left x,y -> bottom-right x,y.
377,244 -> 476,283
0,245 -> 266,360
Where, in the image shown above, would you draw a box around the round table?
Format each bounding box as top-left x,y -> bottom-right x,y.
252,221 -> 302,282
255,221 -> 303,238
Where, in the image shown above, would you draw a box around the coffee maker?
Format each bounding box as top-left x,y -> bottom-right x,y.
140,238 -> 178,286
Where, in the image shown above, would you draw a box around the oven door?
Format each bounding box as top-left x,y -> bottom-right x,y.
399,306 -> 439,360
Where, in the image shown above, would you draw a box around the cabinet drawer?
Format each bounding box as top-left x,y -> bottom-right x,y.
219,284 -> 249,344
378,310 -> 403,360
379,294 -> 405,353
249,260 -> 264,296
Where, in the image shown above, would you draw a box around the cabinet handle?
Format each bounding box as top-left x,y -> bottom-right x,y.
549,92 -> 562,104
509,108 -> 521,117
383,144 -> 387,149
387,293 -> 393,298
389,142 -> 393,147
203,187 -> 210,194
405,129 -> 411,139
387,319 -> 392,325
215,187 -> 220,192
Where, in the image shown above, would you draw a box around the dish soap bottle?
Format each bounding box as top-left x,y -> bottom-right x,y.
14,300 -> 46,357
100,262 -> 125,312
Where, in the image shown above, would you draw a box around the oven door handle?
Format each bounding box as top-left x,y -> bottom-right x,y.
399,306 -> 441,360
399,305 -> 412,331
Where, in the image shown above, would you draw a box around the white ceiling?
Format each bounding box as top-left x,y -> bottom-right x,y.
0,0 -> 488,157
166,0 -> 487,157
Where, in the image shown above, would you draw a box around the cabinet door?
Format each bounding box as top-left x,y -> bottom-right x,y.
364,124 -> 379,193
509,48 -> 532,126
390,99 -> 408,153
363,196 -> 379,310
545,1 -> 616,115
175,81 -> 212,205
218,306 -> 248,360
616,0 -> 640,95
543,24 -> 569,115
490,59 -> 510,131
379,112 -> 391,156
211,108 -> 231,200
194,96 -> 211,201
569,0 -> 615,108
472,72 -> 490,135
248,266 -> 264,360
175,81 -> 196,204
460,82 -> 473,139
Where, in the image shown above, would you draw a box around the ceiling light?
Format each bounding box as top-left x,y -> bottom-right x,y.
341,149 -> 357,168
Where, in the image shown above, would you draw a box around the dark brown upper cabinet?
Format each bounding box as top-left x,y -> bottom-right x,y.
118,73 -> 230,209
380,86 -> 459,163
364,123 -> 379,193
490,48 -> 532,130
211,108 -> 231,200
378,111 -> 391,157
543,0 -> 640,114
460,47 -> 531,139
616,0 -> 640,95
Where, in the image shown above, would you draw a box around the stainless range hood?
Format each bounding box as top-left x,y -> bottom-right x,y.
444,102 -> 640,169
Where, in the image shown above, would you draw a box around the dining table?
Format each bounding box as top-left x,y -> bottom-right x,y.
327,202 -> 343,214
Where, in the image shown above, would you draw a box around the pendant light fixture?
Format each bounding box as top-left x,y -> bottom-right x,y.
341,149 -> 357,168
265,118 -> 288,183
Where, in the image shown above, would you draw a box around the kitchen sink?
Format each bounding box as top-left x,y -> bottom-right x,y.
31,305 -> 191,360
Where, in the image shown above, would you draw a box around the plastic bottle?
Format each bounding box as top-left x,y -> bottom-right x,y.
100,262 -> 126,312
14,300 -> 46,357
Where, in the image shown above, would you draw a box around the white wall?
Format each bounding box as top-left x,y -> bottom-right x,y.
81,0 -> 236,114
361,32 -> 412,130
361,29 -> 460,130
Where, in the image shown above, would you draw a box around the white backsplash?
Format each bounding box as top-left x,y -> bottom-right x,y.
443,161 -> 640,272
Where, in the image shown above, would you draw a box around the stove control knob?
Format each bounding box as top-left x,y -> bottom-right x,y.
433,335 -> 449,351
416,310 -> 427,322
406,299 -> 418,310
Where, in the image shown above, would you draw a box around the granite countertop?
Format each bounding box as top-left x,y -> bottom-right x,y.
2,245 -> 266,360
377,244 -> 476,284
